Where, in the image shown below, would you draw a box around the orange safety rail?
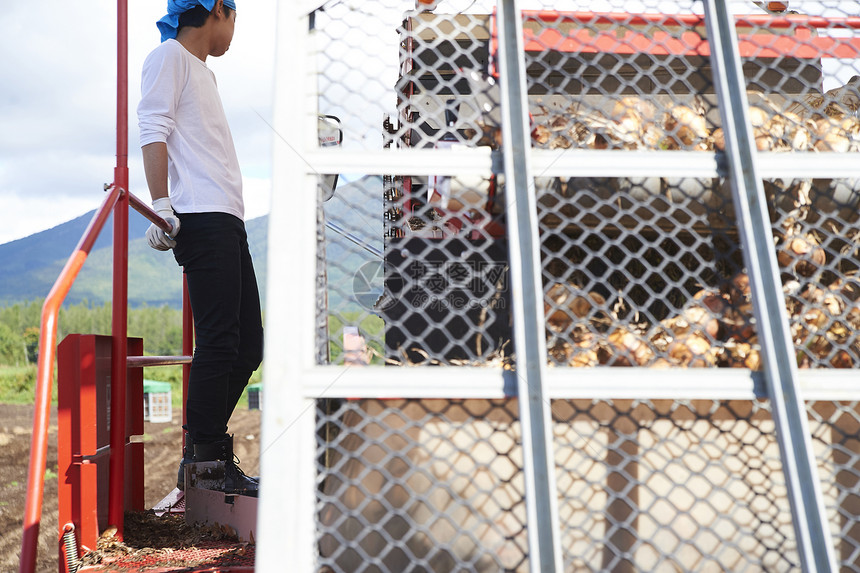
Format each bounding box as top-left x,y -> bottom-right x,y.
20,185 -> 121,573
19,190 -> 188,573
18,185 -> 186,573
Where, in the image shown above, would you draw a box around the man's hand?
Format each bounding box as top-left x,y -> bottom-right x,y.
146,197 -> 180,251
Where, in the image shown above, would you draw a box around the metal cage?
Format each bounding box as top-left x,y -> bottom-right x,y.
261,1 -> 860,572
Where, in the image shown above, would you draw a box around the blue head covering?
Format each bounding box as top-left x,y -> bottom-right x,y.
157,0 -> 237,43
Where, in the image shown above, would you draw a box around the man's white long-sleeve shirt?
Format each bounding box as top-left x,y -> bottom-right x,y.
138,39 -> 244,220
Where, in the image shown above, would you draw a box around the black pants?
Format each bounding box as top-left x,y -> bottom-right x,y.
173,212 -> 264,444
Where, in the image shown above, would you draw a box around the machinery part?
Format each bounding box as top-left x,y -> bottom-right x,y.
61,523 -> 81,573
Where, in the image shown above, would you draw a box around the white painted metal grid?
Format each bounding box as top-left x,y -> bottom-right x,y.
259,1 -> 860,572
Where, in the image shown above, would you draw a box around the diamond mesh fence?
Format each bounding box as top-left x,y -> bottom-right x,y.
315,398 -> 860,572
299,0 -> 860,571
523,1 -> 860,370
315,0 -> 860,369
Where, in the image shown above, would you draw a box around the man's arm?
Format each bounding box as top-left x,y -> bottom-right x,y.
142,141 -> 169,201
141,141 -> 179,248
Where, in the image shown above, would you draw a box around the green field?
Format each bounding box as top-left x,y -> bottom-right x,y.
0,365 -> 43,404
328,311 -> 386,365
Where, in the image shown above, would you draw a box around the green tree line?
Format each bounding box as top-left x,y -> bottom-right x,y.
0,299 -> 184,367
0,299 -> 269,406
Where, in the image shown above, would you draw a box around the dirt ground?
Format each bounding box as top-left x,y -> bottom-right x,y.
0,403 -> 261,573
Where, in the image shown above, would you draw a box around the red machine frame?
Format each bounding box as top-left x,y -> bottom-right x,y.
57,335 -> 146,569
18,3 -> 193,572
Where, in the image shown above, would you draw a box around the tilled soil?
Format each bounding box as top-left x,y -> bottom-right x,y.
0,403 -> 261,573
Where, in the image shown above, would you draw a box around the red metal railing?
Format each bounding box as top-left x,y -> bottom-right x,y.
109,0 -> 130,545
19,1 -> 194,570
20,186 -> 120,573
17,186 -> 189,572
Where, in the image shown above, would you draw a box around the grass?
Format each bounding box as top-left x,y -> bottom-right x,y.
0,363 -> 260,410
328,311 -> 386,364
142,364 -> 262,410
0,365 -> 45,404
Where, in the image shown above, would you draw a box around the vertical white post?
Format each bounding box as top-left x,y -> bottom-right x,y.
257,1 -> 320,572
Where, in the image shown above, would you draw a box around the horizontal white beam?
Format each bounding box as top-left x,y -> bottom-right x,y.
755,152 -> 860,179
300,148 -> 495,176
532,150 -> 860,180
297,148 -> 860,180
296,365 -> 860,401
300,365 -> 516,399
529,150 -> 722,178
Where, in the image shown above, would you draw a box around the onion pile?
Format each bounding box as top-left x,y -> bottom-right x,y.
537,88 -> 858,368
545,270 -> 859,369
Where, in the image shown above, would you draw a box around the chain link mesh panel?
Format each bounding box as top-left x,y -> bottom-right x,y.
317,399 -> 528,572
732,2 -> 860,369
302,0 -> 860,571
773,178 -> 860,368
315,2 -> 512,367
315,398 -> 860,572
539,175 -> 755,368
810,401 -> 860,572
552,398 -> 798,572
315,0 -> 860,368
521,1 -> 860,369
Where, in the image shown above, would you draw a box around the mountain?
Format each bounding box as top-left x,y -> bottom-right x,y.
321,176 -> 385,314
0,207 -> 268,309
0,176 -> 383,310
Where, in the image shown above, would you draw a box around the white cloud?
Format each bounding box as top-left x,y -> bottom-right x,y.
0,194 -> 97,246
0,0 -> 276,245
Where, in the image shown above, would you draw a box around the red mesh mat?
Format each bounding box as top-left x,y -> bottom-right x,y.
78,492 -> 255,573
80,540 -> 254,572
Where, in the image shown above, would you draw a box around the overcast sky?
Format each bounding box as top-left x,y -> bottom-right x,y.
0,1 -> 277,245
2,1 -> 857,246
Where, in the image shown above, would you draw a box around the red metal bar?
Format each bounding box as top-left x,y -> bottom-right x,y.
127,355 -> 193,367
18,186 -> 124,573
130,192 -> 173,234
129,191 -> 176,235
522,26 -> 860,59
108,0 -> 130,539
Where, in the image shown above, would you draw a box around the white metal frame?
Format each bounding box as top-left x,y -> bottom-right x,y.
703,1 -> 838,569
259,1 -> 853,571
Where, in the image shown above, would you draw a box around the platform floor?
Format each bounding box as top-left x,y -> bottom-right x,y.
78,489 -> 255,573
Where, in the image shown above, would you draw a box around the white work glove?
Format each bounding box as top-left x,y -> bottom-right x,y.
146,197 -> 180,251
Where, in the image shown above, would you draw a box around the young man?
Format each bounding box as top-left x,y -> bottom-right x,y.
138,0 -> 263,496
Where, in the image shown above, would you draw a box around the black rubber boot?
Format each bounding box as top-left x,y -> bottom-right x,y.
193,435 -> 259,497
176,434 -> 194,491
